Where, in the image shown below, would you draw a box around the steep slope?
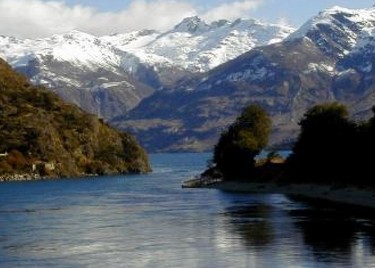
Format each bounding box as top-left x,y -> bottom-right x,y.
0,31 -> 154,120
0,58 -> 151,179
113,6 -> 375,152
103,17 -> 294,88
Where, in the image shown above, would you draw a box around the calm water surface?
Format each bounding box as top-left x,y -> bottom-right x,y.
1,153 -> 375,267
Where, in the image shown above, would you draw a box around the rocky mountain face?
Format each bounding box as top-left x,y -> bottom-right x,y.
0,59 -> 151,178
113,6 -> 375,152
0,18 -> 293,121
0,31 -> 154,120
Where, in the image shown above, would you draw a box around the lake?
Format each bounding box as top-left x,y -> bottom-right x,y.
1,153 -> 375,267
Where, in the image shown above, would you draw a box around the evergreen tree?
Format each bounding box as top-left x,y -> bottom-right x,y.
213,104 -> 271,179
287,102 -> 356,183
356,106 -> 375,185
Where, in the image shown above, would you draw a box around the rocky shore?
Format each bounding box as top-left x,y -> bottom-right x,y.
0,173 -> 43,182
0,172 -> 132,182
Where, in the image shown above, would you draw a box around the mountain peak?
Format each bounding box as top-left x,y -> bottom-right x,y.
51,30 -> 97,41
287,5 -> 375,48
324,5 -> 354,14
173,16 -> 210,33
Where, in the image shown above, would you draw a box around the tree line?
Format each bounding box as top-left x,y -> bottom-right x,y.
208,102 -> 375,186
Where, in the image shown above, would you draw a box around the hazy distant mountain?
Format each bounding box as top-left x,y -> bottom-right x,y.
113,6 -> 375,152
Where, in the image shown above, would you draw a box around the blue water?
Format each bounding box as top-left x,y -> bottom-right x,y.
1,153 -> 375,267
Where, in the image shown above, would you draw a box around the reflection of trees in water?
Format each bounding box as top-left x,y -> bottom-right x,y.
362,223 -> 375,255
223,195 -> 375,265
291,208 -> 356,261
223,203 -> 274,248
288,196 -> 375,262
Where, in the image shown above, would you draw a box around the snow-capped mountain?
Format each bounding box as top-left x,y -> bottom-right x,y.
288,6 -> 375,57
108,16 -> 293,72
0,31 -> 154,119
3,6 -> 375,152
102,16 -> 294,88
0,16 -> 293,119
1,31 -> 120,73
113,6 -> 375,152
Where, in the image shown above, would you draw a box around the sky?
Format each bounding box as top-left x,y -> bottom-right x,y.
0,0 -> 374,38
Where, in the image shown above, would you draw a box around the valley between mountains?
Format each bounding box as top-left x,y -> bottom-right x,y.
2,6 -> 375,152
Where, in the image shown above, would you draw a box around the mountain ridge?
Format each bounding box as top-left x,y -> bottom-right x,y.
4,7 -> 375,153
113,6 -> 375,152
0,31 -> 155,120
0,16 -> 294,121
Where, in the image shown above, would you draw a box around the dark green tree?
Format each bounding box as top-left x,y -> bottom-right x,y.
355,106 -> 375,185
213,104 -> 271,179
287,102 -> 357,183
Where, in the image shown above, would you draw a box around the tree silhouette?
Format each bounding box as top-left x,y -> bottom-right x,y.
287,102 -> 357,183
213,104 -> 271,180
355,106 -> 375,185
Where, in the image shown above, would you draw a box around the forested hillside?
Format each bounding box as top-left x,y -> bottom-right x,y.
0,58 -> 151,179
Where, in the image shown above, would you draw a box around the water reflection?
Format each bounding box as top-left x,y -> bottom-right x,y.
222,194 -> 375,266
289,196 -> 375,264
291,207 -> 356,261
224,203 -> 274,248
3,150 -> 375,268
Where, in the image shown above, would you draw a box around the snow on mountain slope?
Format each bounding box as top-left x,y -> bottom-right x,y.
0,31 -> 120,90
0,16 -> 293,118
113,5 -> 375,152
288,6 -> 375,57
0,31 -> 122,75
104,16 -> 294,74
101,30 -> 161,50
0,31 -> 154,120
0,16 -> 293,89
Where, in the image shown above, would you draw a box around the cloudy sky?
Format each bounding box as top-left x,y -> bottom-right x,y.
0,0 -> 374,38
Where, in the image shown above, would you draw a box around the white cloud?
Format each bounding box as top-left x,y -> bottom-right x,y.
104,0 -> 196,34
0,0 -> 93,38
0,0 -> 264,38
276,17 -> 293,27
202,0 -> 264,22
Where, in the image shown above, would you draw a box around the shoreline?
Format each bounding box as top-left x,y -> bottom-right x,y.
0,170 -> 148,182
0,173 -> 108,182
0,173 -> 44,182
204,181 -> 375,209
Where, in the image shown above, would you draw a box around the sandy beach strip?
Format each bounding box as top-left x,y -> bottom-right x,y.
205,181 -> 375,209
